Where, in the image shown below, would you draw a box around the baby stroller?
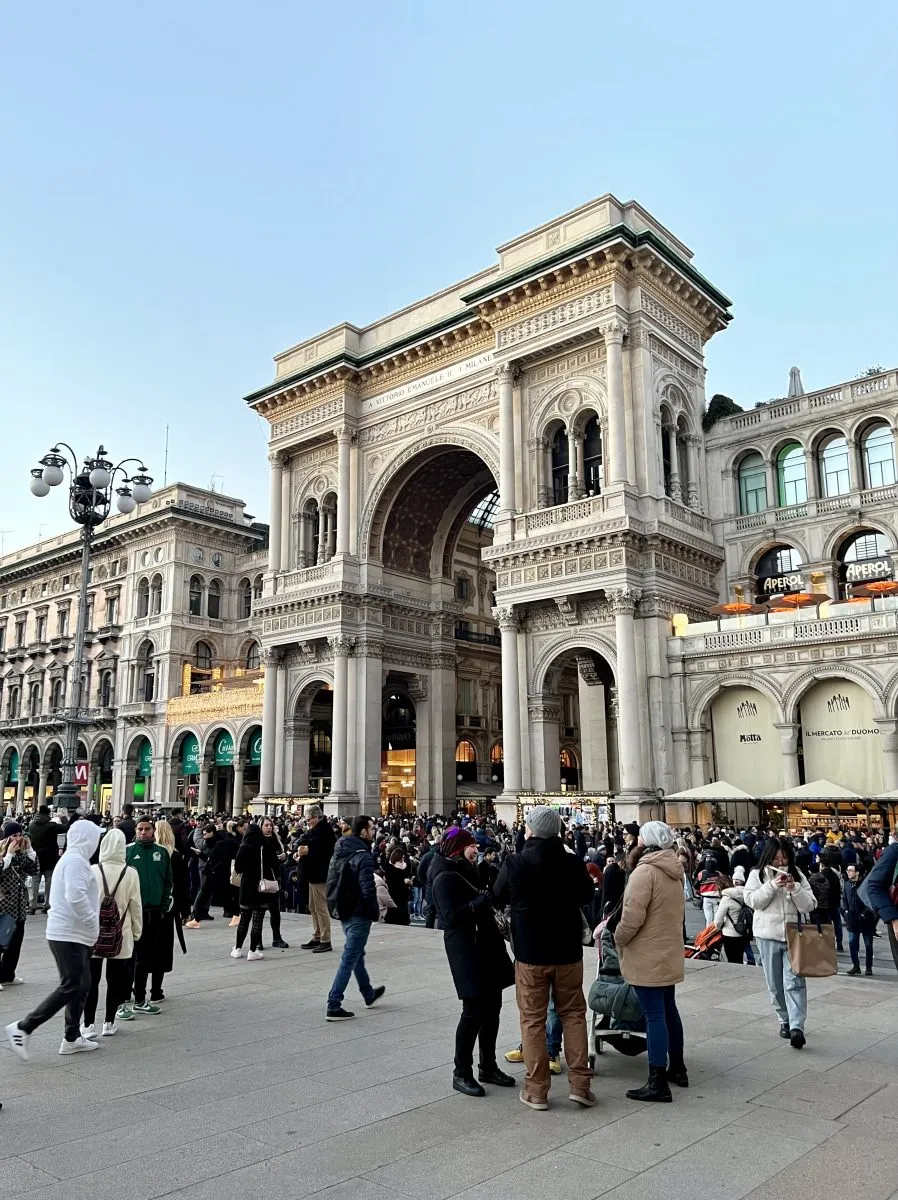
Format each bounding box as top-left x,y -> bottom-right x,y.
684,922 -> 723,961
587,918 -> 647,1068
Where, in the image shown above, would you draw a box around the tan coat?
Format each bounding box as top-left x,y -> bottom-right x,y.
614,848 -> 685,987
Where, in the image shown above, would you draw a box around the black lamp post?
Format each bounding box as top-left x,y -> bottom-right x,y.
29,444 -> 152,812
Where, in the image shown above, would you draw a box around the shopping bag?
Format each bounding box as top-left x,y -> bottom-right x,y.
785,914 -> 837,978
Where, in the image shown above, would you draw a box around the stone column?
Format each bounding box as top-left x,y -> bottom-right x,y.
274,655 -> 288,793
876,719 -> 898,793
197,759 -> 210,811
516,622 -> 532,788
37,767 -> 50,807
672,729 -> 690,793
529,699 -> 562,791
576,657 -> 609,790
610,587 -> 644,795
665,426 -> 682,503
567,429 -> 583,500
336,427 -> 352,556
316,507 -> 328,565
280,461 -> 292,570
232,758 -> 245,816
328,636 -> 355,800
496,363 -> 516,535
528,438 -> 545,509
259,647 -> 281,797
355,640 -> 384,814
15,771 -> 26,814
326,507 -> 337,561
349,437 -> 360,556
847,439 -> 860,493
688,729 -> 706,788
285,719 -> 311,795
496,607 -> 522,796
85,764 -> 96,812
685,435 -> 702,509
576,436 -> 586,497
543,440 -> 554,506
765,457 -> 778,510
603,320 -> 628,485
774,723 -> 801,790
267,454 -> 283,576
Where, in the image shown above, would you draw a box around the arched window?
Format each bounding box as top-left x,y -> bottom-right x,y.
28,681 -> 42,717
776,442 -> 808,507
237,578 -> 252,620
136,640 -> 155,702
583,417 -> 603,496
551,427 -> 569,505
50,677 -> 64,710
838,529 -> 893,597
862,423 -> 896,489
207,579 -> 222,620
252,574 -> 263,601
8,685 -> 20,719
136,577 -> 150,619
150,574 -> 163,616
490,743 -> 503,763
100,669 -> 114,708
194,641 -> 213,670
244,641 -> 260,670
188,575 -> 203,617
455,739 -> 476,763
819,435 -> 851,497
311,729 -> 332,755
738,452 -> 767,514
755,544 -> 804,598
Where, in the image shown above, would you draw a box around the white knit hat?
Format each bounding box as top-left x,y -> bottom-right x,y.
640,820 -> 675,850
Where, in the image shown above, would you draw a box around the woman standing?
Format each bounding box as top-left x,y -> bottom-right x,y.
713,870 -> 752,963
260,818 -> 289,949
82,829 -> 142,1037
614,821 -> 687,1103
431,827 -> 515,1097
151,820 -> 189,1004
382,845 -> 412,926
0,822 -> 39,988
231,824 -> 280,961
744,837 -> 816,1048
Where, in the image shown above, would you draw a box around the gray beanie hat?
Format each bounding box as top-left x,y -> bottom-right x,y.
526,806 -> 563,839
640,820 -> 675,850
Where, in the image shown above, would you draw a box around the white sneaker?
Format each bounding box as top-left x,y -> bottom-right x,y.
101,1022 -> 118,1037
7,976 -> 23,985
246,949 -> 264,961
81,1024 -> 98,1040
5,1021 -> 30,1062
59,1036 -> 98,1055
230,948 -> 244,959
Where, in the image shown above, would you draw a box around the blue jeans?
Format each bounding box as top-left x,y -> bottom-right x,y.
830,909 -> 844,950
632,984 -> 684,1069
327,918 -> 374,1010
546,994 -> 562,1056
849,930 -> 874,971
756,937 -> 807,1032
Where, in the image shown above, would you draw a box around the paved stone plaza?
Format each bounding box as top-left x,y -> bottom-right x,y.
3,916 -> 898,1200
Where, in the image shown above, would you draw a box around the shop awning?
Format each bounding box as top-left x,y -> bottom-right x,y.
665,781 -> 755,800
767,779 -> 861,800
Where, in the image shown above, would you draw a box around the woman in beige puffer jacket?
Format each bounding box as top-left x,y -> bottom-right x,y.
614,821 -> 686,1103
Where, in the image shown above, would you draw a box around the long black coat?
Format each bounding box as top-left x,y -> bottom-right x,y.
236,831 -> 280,909
493,835 -> 594,966
431,855 -> 514,1000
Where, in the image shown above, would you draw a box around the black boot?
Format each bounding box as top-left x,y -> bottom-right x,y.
666,1056 -> 689,1088
478,1063 -> 515,1087
453,1073 -> 485,1097
626,1067 -> 672,1103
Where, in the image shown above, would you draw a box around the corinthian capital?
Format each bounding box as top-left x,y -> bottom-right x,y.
600,318 -> 626,346
493,605 -> 517,631
260,647 -> 283,667
328,635 -> 356,657
609,586 -> 641,615
336,425 -> 353,446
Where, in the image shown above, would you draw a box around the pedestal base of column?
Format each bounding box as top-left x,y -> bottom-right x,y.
322,792 -> 360,818
612,793 -> 662,825
494,796 -> 520,829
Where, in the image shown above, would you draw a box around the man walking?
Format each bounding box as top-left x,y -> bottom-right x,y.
494,806 -> 595,1110
295,806 -> 336,952
6,820 -> 103,1058
123,818 -> 173,1017
25,805 -> 59,914
324,815 -> 385,1021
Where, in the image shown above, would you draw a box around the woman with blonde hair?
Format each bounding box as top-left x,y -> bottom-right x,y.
0,821 -> 39,988
148,820 -> 190,1004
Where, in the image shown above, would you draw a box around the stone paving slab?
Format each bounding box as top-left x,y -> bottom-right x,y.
1,913 -> 897,1200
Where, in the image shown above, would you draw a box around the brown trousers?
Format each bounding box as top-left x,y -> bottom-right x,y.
308,882 -> 331,943
515,960 -> 590,1101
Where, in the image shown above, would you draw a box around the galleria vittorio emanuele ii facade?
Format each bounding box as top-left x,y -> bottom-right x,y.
243,193 -> 898,831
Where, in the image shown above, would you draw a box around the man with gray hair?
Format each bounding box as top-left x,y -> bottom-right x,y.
295,806 -> 337,952
494,806 -> 595,1111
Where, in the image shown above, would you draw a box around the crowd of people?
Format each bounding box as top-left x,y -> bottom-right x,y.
1,799 -> 896,1115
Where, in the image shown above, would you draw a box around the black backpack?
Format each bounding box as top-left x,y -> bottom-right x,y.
731,901 -> 753,938
327,851 -> 367,920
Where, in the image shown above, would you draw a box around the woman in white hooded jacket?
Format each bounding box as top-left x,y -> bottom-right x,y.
744,836 -> 816,1050
82,829 -> 143,1039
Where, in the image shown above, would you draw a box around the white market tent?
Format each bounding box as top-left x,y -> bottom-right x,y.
767,780 -> 861,800
876,790 -> 898,800
664,780 -> 757,827
666,781 -> 755,801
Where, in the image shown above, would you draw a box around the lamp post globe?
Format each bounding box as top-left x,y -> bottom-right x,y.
41,463 -> 64,487
29,470 -> 51,497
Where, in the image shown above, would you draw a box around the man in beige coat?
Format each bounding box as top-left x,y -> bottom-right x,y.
614,821 -> 686,1103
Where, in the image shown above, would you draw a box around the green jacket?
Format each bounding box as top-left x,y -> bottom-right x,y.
126,840 -> 173,911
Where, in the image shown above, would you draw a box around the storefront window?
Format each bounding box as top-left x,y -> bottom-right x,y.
755,545 -> 803,598
838,529 -> 892,596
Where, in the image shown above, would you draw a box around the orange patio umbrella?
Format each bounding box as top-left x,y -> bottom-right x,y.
851,581 -> 898,598
709,600 -> 767,616
766,592 -> 831,611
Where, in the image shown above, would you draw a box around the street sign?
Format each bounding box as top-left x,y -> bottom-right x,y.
74,761 -> 89,786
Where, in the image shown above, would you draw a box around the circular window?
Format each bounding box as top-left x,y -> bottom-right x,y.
153,547 -> 164,563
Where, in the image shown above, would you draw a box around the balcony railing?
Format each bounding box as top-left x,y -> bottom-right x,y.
513,493 -> 608,538
730,483 -> 898,532
670,602 -> 898,655
713,370 -> 895,436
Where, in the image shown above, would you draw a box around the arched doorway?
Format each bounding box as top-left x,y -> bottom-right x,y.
168,730 -> 201,810
44,742 -> 64,803
132,736 -> 154,807
309,689 -> 334,796
560,747 -> 580,791
2,747 -> 19,810
20,745 -> 40,811
209,729 -> 237,811
93,738 -> 115,812
532,648 -> 617,795
382,691 -> 416,814
236,724 -> 262,812
455,738 -> 477,783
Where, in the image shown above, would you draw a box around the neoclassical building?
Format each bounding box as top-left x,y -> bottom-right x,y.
247,195 -> 732,823
0,484 -> 268,814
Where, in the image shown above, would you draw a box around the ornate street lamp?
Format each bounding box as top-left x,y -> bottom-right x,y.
29,444 -> 153,811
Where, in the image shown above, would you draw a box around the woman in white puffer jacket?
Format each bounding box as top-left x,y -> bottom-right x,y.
82,829 -> 143,1039
744,837 -> 815,1050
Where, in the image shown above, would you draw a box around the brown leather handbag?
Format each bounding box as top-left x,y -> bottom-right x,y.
785,912 -> 837,978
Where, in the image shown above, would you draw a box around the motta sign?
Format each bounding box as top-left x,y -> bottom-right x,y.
845,559 -> 892,583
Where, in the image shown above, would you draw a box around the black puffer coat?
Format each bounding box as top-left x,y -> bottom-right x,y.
235,827 -> 280,909
431,855 -> 514,1000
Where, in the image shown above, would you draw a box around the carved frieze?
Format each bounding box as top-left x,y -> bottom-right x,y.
641,295 -> 701,349
496,287 -> 613,350
357,380 -> 497,448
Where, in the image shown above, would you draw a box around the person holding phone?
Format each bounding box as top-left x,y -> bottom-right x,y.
744,837 -> 816,1049
0,822 -> 39,987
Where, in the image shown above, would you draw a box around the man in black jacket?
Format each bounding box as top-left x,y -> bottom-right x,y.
416,835 -> 442,928
494,806 -> 595,1110
295,806 -> 336,952
324,815 -> 385,1021
25,806 -> 59,914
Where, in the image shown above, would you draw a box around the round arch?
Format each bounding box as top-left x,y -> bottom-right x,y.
822,520 -> 896,562
809,424 -> 850,454
237,721 -> 264,762
782,666 -> 886,725
124,730 -> 157,766
849,410 -> 897,442
687,674 -> 785,730
728,445 -> 766,476
744,536 -> 810,580
359,428 -> 500,560
530,377 -> 608,441
289,673 -> 335,719
529,633 -> 618,696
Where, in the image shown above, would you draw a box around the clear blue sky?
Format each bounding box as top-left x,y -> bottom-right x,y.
1,1 -> 895,552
